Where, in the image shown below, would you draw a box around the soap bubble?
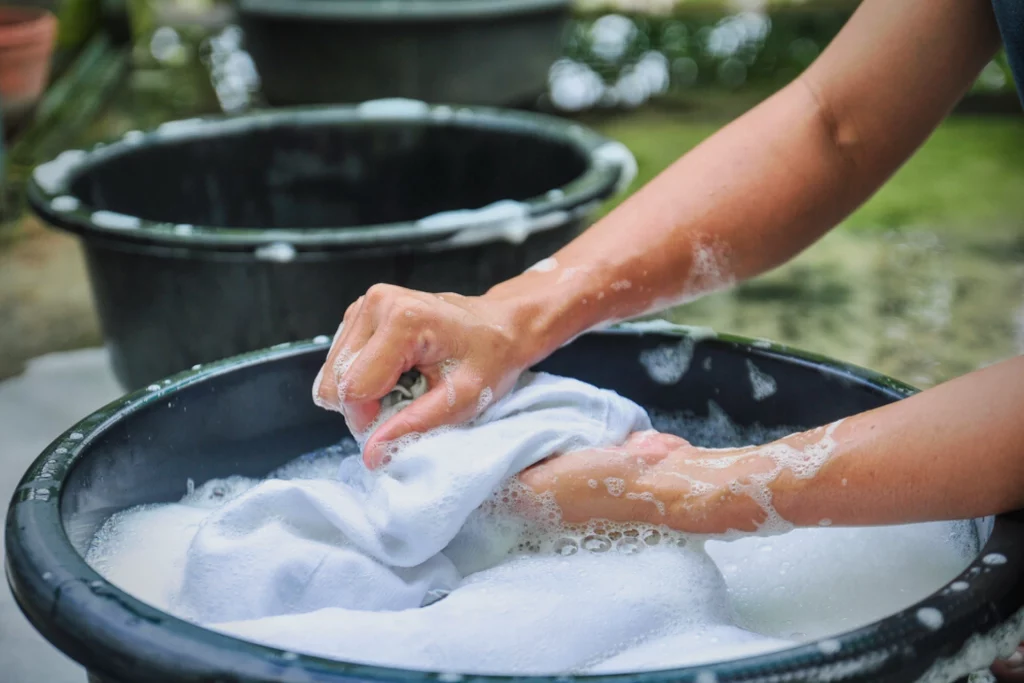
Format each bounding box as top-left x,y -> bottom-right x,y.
582,535 -> 612,553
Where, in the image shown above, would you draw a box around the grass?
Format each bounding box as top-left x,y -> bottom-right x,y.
588,109 -> 1024,235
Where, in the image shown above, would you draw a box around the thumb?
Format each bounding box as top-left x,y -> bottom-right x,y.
362,378 -> 480,468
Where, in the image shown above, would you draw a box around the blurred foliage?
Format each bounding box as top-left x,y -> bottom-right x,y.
556,5 -> 1018,111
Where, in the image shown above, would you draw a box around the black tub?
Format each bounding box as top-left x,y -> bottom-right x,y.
236,0 -> 570,107
7,324 -> 1024,683
26,103 -> 634,390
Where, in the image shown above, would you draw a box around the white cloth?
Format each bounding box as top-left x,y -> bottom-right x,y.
107,371 -> 789,673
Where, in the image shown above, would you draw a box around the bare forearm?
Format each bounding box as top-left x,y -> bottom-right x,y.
486,0 -> 999,367
519,358 -> 1024,536
691,357 -> 1024,533
767,357 -> 1024,528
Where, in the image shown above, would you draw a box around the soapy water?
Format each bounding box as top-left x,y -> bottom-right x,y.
85,407 -> 978,674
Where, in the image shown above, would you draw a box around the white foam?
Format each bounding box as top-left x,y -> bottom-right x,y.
593,140 -> 638,194
477,387 -> 493,414
639,337 -> 695,385
674,238 -> 736,305
34,150 -> 87,194
439,359 -> 459,407
92,211 -> 141,230
746,359 -> 778,401
121,130 -> 145,144
603,477 -> 626,497
50,195 -> 80,212
418,200 -> 529,244
528,257 -> 558,273
356,98 -> 430,119
157,118 -> 205,137
914,606 -> 1024,683
254,242 -> 296,263
917,607 -> 944,631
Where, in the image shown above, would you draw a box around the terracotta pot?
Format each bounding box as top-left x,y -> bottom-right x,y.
0,6 -> 57,126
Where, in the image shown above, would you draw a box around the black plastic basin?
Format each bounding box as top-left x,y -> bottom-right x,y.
236,0 -> 571,107
26,104 -> 633,390
6,324 -> 1024,683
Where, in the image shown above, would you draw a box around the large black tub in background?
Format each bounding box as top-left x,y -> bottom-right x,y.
7,324 -> 1024,683
236,0 -> 570,107
26,102 -> 634,390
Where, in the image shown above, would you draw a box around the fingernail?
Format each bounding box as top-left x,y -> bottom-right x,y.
1005,650 -> 1024,669
364,444 -> 385,469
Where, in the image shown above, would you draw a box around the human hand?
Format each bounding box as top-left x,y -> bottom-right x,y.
519,431 -> 768,535
993,647 -> 1024,681
313,284 -> 538,468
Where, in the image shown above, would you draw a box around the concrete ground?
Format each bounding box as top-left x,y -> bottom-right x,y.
0,348 -> 121,682
0,217 -> 103,381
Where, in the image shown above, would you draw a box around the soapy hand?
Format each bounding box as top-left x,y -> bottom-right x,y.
314,284 -> 533,468
520,431 -> 767,535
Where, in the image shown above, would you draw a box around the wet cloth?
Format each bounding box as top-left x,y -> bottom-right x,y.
111,372 -> 789,673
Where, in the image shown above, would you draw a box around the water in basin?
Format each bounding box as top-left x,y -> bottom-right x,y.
84,405 -> 975,674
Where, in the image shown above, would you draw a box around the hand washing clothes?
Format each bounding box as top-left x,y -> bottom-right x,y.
87,371 -> 789,675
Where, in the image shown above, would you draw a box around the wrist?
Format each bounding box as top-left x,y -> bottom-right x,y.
482,271 -> 600,368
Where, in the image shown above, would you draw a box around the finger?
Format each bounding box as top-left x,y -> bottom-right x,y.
362,372 -> 480,468
311,319 -> 346,407
331,294 -> 367,359
992,645 -> 1024,681
341,318 -> 420,405
314,301 -> 375,411
343,298 -> 458,404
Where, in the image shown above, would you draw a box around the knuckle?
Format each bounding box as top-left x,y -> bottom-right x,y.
393,297 -> 427,324
365,283 -> 395,304
344,297 -> 364,321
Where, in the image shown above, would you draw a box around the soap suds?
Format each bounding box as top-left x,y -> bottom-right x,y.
913,606 -> 1024,683
917,607 -> 944,631
528,257 -> 558,273
418,200 -> 541,247
680,238 -> 736,304
638,337 -> 696,385
593,140 -> 639,194
50,195 -> 80,212
439,359 -> 460,407
156,118 -> 205,137
682,418 -> 844,534
254,242 -> 296,263
746,359 -> 778,401
92,211 -> 141,230
33,149 -> 87,193
356,98 -> 430,119
477,387 -> 494,414
84,404 -> 982,677
818,638 -> 841,655
122,130 -> 145,144
603,477 -> 626,497
626,491 -> 667,516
